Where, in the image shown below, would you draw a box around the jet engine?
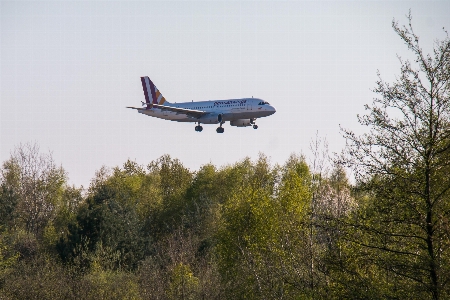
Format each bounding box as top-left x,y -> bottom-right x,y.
198,113 -> 223,124
230,119 -> 252,127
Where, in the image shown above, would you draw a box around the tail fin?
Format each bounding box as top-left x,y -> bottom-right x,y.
140,76 -> 169,107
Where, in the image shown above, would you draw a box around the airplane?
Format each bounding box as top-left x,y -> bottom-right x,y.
127,76 -> 276,133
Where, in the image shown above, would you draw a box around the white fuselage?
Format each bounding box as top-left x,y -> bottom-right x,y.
139,98 -> 276,123
129,76 -> 276,132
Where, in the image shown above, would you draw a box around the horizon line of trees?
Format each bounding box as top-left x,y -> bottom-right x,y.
1,13 -> 449,299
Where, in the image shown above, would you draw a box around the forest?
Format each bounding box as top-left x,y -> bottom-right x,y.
1,14 -> 449,300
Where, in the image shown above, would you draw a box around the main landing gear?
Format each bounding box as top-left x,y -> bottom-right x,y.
253,125 -> 258,129
216,122 -> 225,133
195,123 -> 203,132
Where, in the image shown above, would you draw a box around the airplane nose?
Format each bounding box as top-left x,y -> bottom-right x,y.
270,106 -> 276,114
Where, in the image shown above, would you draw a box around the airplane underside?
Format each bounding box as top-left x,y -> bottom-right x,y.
140,110 -> 270,121
139,110 -> 268,133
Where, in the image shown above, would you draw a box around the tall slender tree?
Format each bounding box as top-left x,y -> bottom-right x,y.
341,12 -> 450,299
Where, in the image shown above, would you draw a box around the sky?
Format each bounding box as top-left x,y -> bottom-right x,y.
2,1 -> 450,187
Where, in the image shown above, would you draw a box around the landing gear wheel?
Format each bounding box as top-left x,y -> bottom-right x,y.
216,121 -> 225,133
195,125 -> 203,132
253,125 -> 258,129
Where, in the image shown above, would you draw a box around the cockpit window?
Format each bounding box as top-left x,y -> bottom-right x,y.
258,101 -> 271,105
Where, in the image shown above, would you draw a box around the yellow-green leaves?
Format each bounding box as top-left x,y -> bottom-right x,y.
167,263 -> 199,300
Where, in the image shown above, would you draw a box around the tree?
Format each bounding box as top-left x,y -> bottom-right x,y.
215,156 -> 274,298
340,12 -> 450,299
0,143 -> 67,237
58,161 -> 151,271
216,155 -> 321,299
146,155 -> 193,237
167,263 -> 199,300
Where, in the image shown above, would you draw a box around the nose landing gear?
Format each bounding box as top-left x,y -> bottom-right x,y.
250,118 -> 258,129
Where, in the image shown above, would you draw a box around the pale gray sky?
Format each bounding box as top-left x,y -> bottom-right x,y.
2,1 -> 449,187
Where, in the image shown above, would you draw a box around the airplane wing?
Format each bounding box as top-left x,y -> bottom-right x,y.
126,105 -> 207,118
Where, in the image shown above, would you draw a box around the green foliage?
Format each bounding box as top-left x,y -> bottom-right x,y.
80,270 -> 141,300
0,143 -> 68,237
146,155 -> 193,236
167,263 -> 199,300
184,164 -> 220,230
340,12 -> 450,299
58,161 -> 149,271
58,156 -> 192,273
1,250 -> 141,300
1,252 -> 74,299
0,182 -> 19,231
216,154 -> 319,299
0,231 -> 18,284
4,141 -> 443,299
